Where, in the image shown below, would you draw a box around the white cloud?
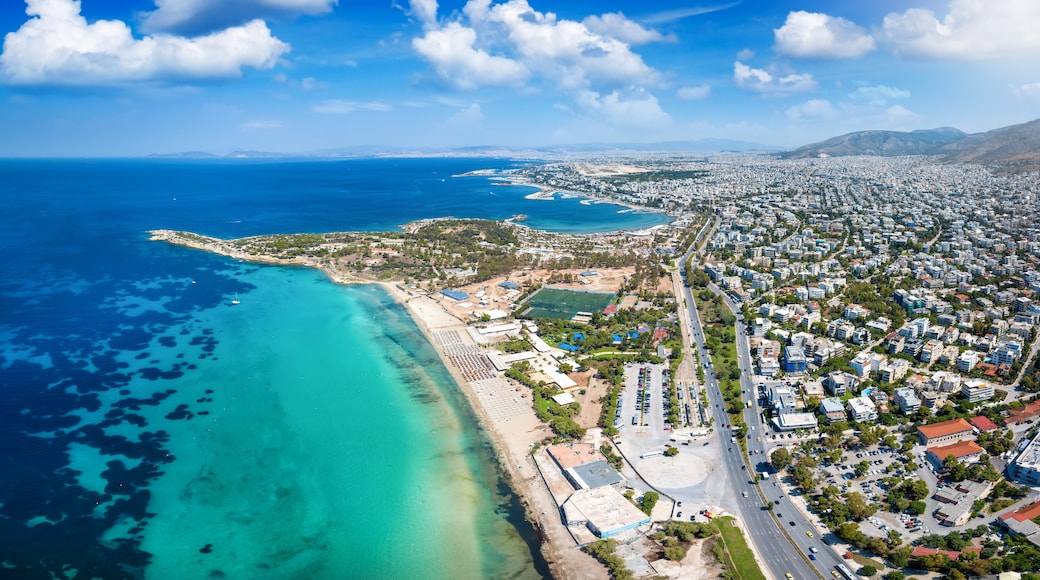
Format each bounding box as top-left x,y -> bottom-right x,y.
575,88 -> 670,127
141,0 -> 338,35
785,98 -> 835,120
1012,82 -> 1040,98
409,0 -> 439,29
582,13 -> 674,45
642,3 -> 741,25
412,22 -> 529,90
412,0 -> 661,93
0,0 -> 289,86
880,0 -> 1040,60
849,84 -> 910,105
774,11 -> 875,59
312,99 -> 392,114
677,84 -> 711,100
736,48 -> 755,60
241,119 -> 283,130
733,61 -> 816,95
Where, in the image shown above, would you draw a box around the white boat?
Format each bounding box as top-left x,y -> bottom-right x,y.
231,293 -> 240,305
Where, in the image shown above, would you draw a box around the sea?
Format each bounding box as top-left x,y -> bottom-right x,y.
0,157 -> 670,579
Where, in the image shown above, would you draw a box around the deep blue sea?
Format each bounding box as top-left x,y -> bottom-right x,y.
0,158 -> 669,579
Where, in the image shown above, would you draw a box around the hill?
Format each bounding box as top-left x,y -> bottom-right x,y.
781,127 -> 965,159
782,118 -> 1040,174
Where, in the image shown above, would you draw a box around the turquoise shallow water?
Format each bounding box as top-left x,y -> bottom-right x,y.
0,157 -> 661,578
133,261 -> 543,579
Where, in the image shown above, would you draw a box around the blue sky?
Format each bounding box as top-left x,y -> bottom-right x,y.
1,0 -> 1039,156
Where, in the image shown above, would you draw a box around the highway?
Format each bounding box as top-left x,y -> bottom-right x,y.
678,231 -> 841,580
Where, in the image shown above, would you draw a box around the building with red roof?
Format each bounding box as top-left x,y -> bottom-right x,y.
1008,400 -> 1040,424
998,500 -> 1040,547
917,418 -> 976,446
969,415 -> 999,432
926,441 -> 985,469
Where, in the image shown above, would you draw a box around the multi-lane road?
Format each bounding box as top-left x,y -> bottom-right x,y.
678,236 -> 848,580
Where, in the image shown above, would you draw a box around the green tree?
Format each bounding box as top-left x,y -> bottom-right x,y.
908,500 -> 927,515
640,491 -> 659,515
859,565 -> 878,577
771,447 -> 793,471
664,545 -> 685,561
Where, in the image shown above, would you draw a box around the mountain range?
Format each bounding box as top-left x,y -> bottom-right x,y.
781,117 -> 1040,174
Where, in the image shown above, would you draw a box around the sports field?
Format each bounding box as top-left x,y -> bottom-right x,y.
521,286 -> 615,320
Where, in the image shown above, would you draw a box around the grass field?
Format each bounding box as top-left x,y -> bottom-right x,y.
520,286 -> 615,320
716,516 -> 767,580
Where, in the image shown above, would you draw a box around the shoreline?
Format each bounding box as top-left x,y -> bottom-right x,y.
149,229 -> 596,579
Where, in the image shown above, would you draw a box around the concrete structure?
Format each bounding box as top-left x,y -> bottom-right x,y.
772,412 -> 819,431
917,418 -> 975,446
961,380 -> 995,403
894,387 -> 922,415
846,396 -> 877,422
566,460 -> 624,490
1007,431 -> 1040,486
998,500 -> 1040,547
767,385 -> 798,412
562,486 -> 651,539
819,397 -> 847,422
783,345 -> 807,373
932,481 -> 992,526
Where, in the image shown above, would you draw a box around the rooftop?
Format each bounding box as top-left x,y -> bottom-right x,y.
918,418 -> 974,439
927,440 -> 985,460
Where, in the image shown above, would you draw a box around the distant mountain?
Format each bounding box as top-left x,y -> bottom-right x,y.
149,138 -> 782,160
781,127 -> 966,159
782,118 -> 1040,174
935,118 -> 1040,173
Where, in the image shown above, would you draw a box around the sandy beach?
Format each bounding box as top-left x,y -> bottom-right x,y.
378,284 -> 609,580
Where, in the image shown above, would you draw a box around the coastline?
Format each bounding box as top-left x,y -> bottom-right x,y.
149,229 -> 603,579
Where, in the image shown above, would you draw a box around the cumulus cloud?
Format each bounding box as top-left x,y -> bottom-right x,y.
411,0 -> 661,92
0,0 -> 289,86
311,99 -> 392,114
849,84 -> 910,106
1012,82 -> 1040,98
785,98 -> 835,120
733,61 -> 816,95
409,0 -> 439,29
677,84 -> 711,100
880,0 -> 1040,60
412,22 -> 530,90
141,0 -> 338,35
774,11 -> 875,59
582,12 -> 674,45
575,88 -> 670,127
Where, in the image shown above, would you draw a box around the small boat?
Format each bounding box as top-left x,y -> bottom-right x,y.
231,293 -> 240,305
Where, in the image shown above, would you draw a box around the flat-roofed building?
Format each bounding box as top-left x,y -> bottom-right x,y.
819,397 -> 847,422
773,412 -> 819,431
562,486 -> 651,539
961,380 -> 995,403
917,418 -> 975,446
847,396 -> 877,422
1008,431 -> 1040,486
894,387 -> 922,415
783,346 -> 807,373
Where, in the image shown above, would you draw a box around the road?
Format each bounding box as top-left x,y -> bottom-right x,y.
676,232 -> 838,580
